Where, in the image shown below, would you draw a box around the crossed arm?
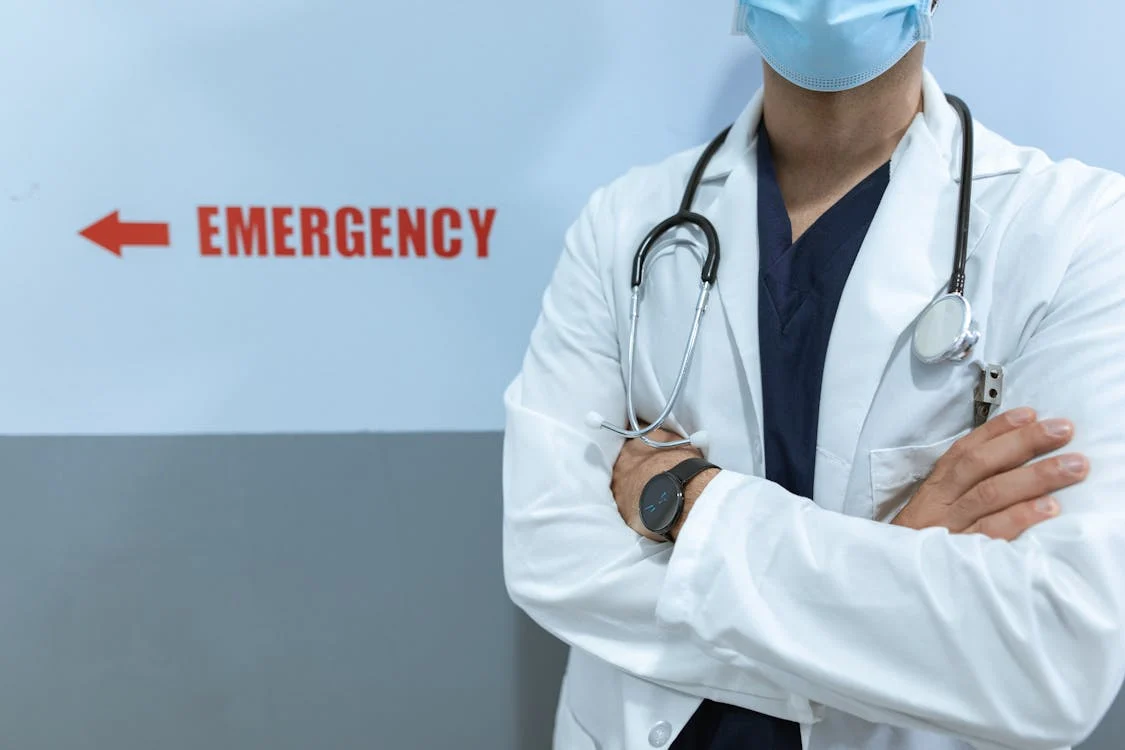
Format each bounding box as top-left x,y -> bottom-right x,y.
611,411 -> 1078,546
502,187 -> 1125,749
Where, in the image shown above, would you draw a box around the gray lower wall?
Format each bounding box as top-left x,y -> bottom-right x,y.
0,433 -> 566,750
0,433 -> 1119,749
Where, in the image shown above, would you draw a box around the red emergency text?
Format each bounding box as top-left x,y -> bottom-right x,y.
196,206 -> 497,259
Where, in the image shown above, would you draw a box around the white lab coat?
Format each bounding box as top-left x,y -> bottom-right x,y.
502,69 -> 1125,750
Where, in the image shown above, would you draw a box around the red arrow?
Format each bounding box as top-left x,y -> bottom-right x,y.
79,211 -> 170,257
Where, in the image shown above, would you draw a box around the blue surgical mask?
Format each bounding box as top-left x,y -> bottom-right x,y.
734,0 -> 934,92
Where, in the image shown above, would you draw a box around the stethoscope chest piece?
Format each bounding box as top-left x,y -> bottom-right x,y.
912,292 -> 980,364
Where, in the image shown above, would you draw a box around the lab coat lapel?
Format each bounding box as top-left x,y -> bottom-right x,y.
707,144 -> 766,448
682,91 -> 767,452
815,95 -> 990,496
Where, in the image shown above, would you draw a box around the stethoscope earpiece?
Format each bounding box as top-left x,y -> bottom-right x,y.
687,431 -> 710,451
585,411 -> 607,430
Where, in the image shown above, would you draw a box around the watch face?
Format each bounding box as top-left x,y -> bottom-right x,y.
640,473 -> 684,535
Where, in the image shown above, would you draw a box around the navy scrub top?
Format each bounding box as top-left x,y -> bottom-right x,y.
670,125 -> 891,749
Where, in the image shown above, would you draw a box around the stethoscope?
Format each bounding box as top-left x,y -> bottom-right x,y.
586,94 -> 980,450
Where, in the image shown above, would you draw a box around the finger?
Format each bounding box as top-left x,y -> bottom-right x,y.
944,407 -> 1037,457
950,453 -> 1088,529
928,408 -> 1034,489
963,496 -> 1060,541
939,416 -> 1076,497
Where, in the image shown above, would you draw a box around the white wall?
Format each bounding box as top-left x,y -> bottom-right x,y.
0,1 -> 1121,434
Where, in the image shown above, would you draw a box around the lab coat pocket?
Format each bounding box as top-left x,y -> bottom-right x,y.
868,430 -> 970,523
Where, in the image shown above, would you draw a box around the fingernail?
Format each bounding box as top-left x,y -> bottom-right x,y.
1008,408 -> 1036,425
1036,497 -> 1060,516
1042,419 -> 1073,438
1060,455 -> 1088,475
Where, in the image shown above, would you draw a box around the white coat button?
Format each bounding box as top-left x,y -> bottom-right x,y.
648,721 -> 673,747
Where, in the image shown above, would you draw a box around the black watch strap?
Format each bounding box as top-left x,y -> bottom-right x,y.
662,458 -> 719,543
667,457 -> 719,486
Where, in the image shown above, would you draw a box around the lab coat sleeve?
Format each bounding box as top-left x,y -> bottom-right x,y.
502,184 -> 817,722
655,186 -> 1125,749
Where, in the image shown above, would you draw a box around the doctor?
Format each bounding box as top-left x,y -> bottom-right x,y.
503,1 -> 1125,749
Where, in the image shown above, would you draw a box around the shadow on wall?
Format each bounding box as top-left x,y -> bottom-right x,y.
514,608 -> 569,749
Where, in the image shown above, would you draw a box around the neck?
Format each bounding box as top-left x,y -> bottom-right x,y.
761,46 -> 926,179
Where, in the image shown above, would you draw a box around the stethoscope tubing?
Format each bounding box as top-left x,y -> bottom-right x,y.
592,94 -> 976,449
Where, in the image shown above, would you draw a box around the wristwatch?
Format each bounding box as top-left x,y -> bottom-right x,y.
639,457 -> 720,542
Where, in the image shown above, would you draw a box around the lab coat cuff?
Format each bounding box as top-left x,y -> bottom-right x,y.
656,469 -> 746,629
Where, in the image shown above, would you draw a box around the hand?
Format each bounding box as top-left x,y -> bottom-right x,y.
893,408 -> 1089,540
611,425 -> 715,542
